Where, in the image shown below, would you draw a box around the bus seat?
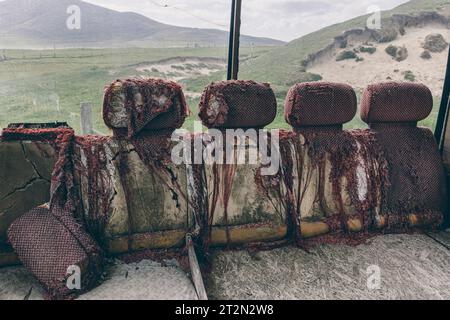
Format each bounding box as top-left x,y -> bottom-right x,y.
282,82 -> 382,241
74,79 -> 193,254
197,80 -> 288,247
361,82 -> 448,229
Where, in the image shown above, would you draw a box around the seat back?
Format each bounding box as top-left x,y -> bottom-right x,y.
361,82 -> 448,228
74,78 -> 193,254
283,82 -> 382,240
197,80 -> 287,247
0,127 -> 60,267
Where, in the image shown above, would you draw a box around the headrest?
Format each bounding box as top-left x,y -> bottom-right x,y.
284,82 -> 357,128
198,80 -> 277,129
361,82 -> 433,124
103,78 -> 189,138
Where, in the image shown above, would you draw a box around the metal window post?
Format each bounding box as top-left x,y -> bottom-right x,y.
435,47 -> 450,150
227,0 -> 242,80
227,0 -> 236,80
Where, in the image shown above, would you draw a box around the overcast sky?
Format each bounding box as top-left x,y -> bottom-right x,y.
2,0 -> 411,41
80,0 -> 410,41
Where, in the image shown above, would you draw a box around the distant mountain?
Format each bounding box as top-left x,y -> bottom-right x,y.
0,0 -> 285,48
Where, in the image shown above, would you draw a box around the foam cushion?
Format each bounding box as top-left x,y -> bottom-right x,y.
361,82 -> 433,124
103,78 -> 189,137
8,207 -> 103,299
285,82 -> 357,128
198,80 -> 277,128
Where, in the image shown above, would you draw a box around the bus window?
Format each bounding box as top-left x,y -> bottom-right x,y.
238,0 -> 449,130
0,0 -> 238,133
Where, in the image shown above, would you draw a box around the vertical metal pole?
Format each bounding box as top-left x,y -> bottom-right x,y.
440,99 -> 450,152
231,0 -> 242,80
435,47 -> 450,149
227,0 -> 236,80
186,235 -> 208,300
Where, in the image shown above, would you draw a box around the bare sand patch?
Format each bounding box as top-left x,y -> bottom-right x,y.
309,26 -> 450,97
136,57 -> 226,82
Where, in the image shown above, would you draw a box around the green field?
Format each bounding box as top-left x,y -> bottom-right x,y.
0,44 -> 442,134
0,47 -> 276,133
1,0 -> 448,134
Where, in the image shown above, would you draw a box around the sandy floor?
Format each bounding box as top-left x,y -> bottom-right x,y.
0,259 -> 198,300
206,233 -> 450,300
1,233 -> 449,300
309,26 -> 450,97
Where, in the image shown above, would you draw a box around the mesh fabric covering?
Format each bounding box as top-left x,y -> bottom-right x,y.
367,124 -> 446,228
198,80 -> 277,129
103,78 -> 189,138
1,128 -> 74,142
8,207 -> 103,300
361,82 -> 433,124
285,82 -> 357,128
362,82 -> 447,229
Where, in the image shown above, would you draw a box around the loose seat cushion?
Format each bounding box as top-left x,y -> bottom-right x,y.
8,207 -> 103,299
198,80 -> 277,129
285,82 -> 357,128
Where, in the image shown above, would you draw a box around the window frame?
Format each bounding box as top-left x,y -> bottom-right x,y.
227,0 -> 242,80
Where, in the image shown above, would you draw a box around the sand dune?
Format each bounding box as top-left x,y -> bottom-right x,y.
309,26 -> 450,97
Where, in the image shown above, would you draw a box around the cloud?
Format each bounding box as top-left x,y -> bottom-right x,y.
2,0 -> 410,41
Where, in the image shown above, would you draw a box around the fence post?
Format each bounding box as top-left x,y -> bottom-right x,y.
80,102 -> 93,135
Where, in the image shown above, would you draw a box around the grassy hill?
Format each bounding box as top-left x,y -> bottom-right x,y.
241,0 -> 450,87
241,0 -> 450,130
0,0 -> 284,49
0,0 -> 448,133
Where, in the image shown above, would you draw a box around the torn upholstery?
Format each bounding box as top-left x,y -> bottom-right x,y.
103,78 -> 189,138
